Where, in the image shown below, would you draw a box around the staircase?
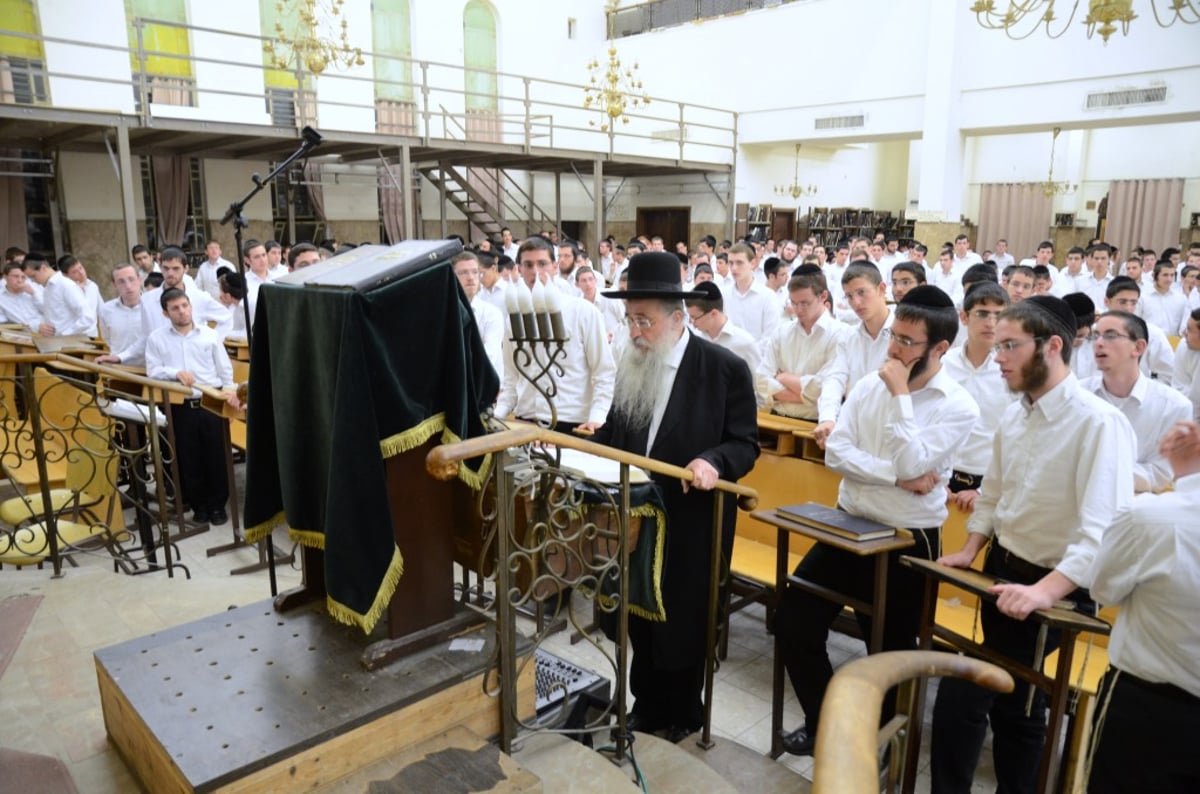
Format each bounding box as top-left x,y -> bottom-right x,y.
418,163 -> 559,240
315,726 -> 811,793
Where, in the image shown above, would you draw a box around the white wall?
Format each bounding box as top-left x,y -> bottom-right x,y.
39,0 -> 134,113
60,152 -> 143,221
203,159 -> 275,222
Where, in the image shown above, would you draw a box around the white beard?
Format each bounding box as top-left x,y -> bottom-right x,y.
612,333 -> 674,430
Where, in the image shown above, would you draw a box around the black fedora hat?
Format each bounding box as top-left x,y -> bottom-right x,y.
603,251 -> 693,300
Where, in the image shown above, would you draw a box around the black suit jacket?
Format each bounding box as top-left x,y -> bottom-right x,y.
594,330 -> 759,667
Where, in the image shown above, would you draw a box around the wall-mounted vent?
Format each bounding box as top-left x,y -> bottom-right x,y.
815,114 -> 865,131
1085,86 -> 1167,109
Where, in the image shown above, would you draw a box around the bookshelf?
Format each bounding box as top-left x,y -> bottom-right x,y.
736,202 -> 774,241
803,206 -> 916,247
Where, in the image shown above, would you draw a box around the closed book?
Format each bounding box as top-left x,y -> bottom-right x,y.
775,502 -> 896,542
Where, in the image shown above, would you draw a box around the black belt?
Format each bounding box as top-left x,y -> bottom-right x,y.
988,543 -> 1054,584
181,397 -> 202,407
950,470 -> 983,492
1111,667 -> 1200,707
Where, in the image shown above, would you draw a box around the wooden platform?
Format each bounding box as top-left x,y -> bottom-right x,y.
94,600 -> 534,793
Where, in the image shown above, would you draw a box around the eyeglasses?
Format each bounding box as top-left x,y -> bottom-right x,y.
1088,331 -> 1132,343
993,336 -> 1046,354
882,328 -> 928,349
625,315 -> 657,329
970,310 -> 1004,321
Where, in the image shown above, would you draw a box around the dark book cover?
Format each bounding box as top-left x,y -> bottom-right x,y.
776,502 -> 896,541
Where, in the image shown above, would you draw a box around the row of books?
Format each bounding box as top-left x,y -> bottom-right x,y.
747,204 -> 774,224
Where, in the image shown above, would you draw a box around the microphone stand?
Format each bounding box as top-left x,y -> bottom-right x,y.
218,126 -> 322,596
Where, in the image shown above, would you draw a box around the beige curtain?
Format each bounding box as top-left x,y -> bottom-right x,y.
1,149 -> 29,252
380,163 -> 413,244
151,154 -> 189,247
977,183 -> 1054,263
303,162 -> 326,238
1104,178 -> 1185,256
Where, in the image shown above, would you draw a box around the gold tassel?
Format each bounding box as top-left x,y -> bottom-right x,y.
324,545 -> 405,634
244,510 -> 287,545
378,412 -> 447,459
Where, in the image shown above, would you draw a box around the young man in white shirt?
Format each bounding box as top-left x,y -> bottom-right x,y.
814,262 -> 894,446
500,227 -> 519,262
760,266 -> 848,419
942,282 -> 1015,511
1139,260 -> 1188,335
1063,292 -> 1099,383
95,264 -> 146,367
684,281 -> 765,405
1086,420 -> 1200,794
24,253 -> 94,337
145,288 -> 241,525
1104,278 -> 1175,384
952,234 -> 983,270
1173,308 -> 1200,419
0,261 -> 48,334
777,286 -> 979,756
494,237 -> 615,434
452,251 -> 504,380
264,240 -> 289,280
195,240 -> 234,300
1054,246 -> 1090,296
576,265 -> 622,340
1081,243 -> 1115,307
928,249 -> 965,307
932,296 -> 1136,794
553,241 -> 583,295
1085,310 -> 1192,493
1005,264 -> 1035,304
60,255 -> 101,334
474,250 -> 508,314
991,238 -> 1015,270
722,242 -> 781,339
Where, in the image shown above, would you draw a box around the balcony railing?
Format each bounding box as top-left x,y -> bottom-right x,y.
0,19 -> 737,167
608,0 -> 808,38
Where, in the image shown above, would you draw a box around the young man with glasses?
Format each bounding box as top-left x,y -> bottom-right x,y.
941,282 -> 1014,511
759,266 -> 847,419
931,296 -> 1136,794
777,286 -> 978,756
1103,277 -> 1175,384
1083,311 -> 1191,493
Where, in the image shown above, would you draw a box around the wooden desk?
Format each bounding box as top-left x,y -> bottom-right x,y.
750,508 -> 914,759
899,556 -> 1111,794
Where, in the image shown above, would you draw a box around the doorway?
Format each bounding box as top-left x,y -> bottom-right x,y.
636,207 -> 691,250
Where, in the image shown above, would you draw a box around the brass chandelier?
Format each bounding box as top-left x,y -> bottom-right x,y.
971,1 -> 1199,44
775,144 -> 817,200
583,43 -> 650,133
1036,127 -> 1078,197
263,0 -> 364,77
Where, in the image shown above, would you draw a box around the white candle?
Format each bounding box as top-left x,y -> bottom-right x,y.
530,278 -> 552,338
505,282 -> 524,339
543,280 -> 566,339
518,279 -> 538,338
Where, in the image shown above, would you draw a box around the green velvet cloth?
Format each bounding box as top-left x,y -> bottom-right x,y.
243,261 -> 499,632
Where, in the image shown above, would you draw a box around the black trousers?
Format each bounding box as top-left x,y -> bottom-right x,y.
171,400 -> 228,515
628,615 -> 704,731
931,544 -> 1095,794
776,523 -> 941,733
1087,668 -> 1200,794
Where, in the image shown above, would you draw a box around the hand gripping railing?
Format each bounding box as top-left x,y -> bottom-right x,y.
426,424 -> 757,756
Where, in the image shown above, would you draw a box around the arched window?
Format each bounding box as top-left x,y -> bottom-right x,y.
463,0 -> 497,113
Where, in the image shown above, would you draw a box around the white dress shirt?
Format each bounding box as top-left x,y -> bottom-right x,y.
477,279 -> 508,314
584,293 -> 624,340
81,279 -> 102,332
941,345 -> 1016,476
645,328 -> 691,454
1081,274 -> 1113,307
758,311 -> 846,418
469,294 -> 504,381
41,272 -> 95,336
117,283 -> 233,365
145,323 -> 235,397
928,263 -> 966,307
1142,321 -> 1176,385
1085,373 -> 1193,493
1054,267 -> 1092,297
98,297 -> 145,367
826,367 -> 979,529
1172,344 -> 1200,419
991,252 -> 1015,270
1139,288 -> 1188,338
953,252 -> 984,269
817,309 -> 895,423
723,280 -> 782,340
706,318 -> 767,408
1090,474 -> 1200,697
494,294 -> 615,425
967,373 -> 1136,586
0,289 -> 45,331
195,257 -> 233,300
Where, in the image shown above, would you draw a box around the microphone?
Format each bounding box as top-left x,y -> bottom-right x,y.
300,126 -> 323,150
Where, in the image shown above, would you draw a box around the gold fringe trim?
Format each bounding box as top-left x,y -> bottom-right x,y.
579,503 -> 668,622
325,544 -> 405,635
244,511 -> 287,545
438,419 -> 491,491
378,412 -> 447,459
287,527 -> 325,550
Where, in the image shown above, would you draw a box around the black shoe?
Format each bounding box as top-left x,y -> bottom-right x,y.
210,509 -> 228,525
665,724 -> 698,743
623,712 -> 663,735
781,725 -> 816,756
192,509 -> 210,523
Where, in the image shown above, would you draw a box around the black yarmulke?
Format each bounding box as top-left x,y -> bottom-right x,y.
899,284 -> 955,308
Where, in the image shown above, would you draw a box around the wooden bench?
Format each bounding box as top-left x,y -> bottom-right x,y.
755,411 -> 825,462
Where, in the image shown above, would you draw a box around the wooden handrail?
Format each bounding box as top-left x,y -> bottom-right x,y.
0,352 -> 195,396
813,651 -> 1013,794
426,422 -> 759,511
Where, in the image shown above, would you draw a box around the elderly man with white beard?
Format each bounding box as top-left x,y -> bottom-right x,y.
593,251 -> 759,744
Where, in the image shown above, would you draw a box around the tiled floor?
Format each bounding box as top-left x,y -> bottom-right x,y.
0,513 -> 1000,792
